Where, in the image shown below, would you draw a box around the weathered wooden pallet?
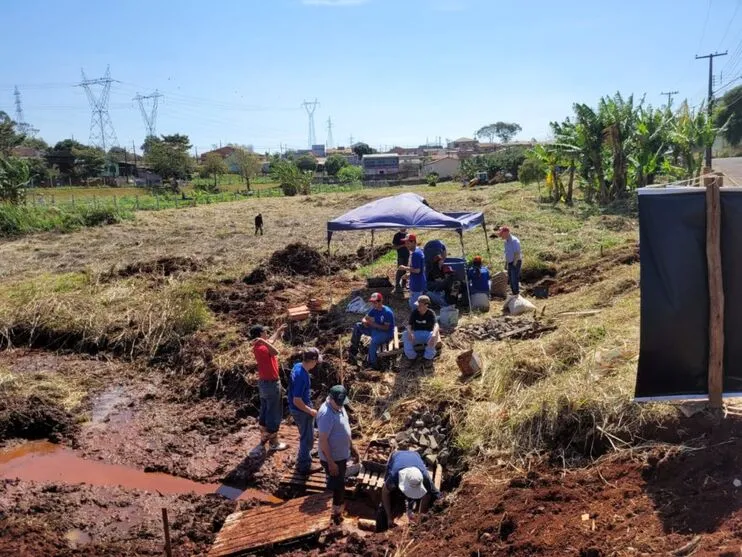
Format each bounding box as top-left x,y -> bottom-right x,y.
208,492 -> 333,556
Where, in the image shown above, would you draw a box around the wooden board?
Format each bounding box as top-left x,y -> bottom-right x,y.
209,493 -> 333,556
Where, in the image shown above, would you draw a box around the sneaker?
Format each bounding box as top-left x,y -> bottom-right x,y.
332,513 -> 344,525
269,442 -> 288,452
423,359 -> 435,372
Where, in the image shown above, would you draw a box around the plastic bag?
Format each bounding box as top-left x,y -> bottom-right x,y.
505,294 -> 536,316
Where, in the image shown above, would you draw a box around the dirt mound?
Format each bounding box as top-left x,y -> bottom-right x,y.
243,265 -> 269,285
269,243 -> 337,276
116,256 -> 204,278
205,283 -> 286,325
0,394 -> 77,442
549,242 -> 639,295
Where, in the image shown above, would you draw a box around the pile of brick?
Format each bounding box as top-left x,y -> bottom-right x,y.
394,410 -> 450,468
454,315 -> 555,342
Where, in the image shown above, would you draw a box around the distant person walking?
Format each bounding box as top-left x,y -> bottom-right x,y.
398,234 -> 427,309
255,213 -> 264,235
498,226 -> 521,295
287,348 -> 322,475
317,385 -> 359,524
250,323 -> 289,453
392,228 -> 409,294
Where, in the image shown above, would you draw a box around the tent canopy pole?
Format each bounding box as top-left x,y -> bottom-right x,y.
482,219 -> 491,255
459,231 -> 473,314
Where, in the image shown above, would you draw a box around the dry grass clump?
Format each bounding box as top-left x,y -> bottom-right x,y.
0,273 -> 209,358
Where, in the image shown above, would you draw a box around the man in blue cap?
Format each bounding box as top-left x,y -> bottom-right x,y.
317,384 -> 359,524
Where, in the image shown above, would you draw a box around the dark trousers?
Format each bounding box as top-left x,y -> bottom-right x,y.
394,268 -> 407,290
255,224 -> 263,235
508,261 -> 522,295
291,410 -> 314,473
321,459 -> 347,505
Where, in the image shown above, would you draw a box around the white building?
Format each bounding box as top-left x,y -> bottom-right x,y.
422,156 -> 461,179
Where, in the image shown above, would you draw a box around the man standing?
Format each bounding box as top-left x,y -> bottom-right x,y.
287,348 -> 322,475
255,213 -> 264,235
392,228 -> 409,294
250,323 -> 289,453
380,449 -> 440,531
317,385 -> 359,524
403,295 -> 440,371
498,226 -> 522,295
347,293 -> 396,369
398,234 -> 426,309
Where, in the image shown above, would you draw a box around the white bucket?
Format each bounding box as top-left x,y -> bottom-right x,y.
439,305 -> 459,329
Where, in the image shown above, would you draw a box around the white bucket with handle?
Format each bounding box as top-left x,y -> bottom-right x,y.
439,305 -> 459,329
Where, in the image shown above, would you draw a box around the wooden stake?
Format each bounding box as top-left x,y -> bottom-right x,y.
162,508 -> 173,557
706,178 -> 724,408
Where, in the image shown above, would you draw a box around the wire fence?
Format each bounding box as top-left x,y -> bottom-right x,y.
23,182 -> 365,212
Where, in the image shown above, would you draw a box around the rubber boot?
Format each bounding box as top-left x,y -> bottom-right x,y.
332,504 -> 345,524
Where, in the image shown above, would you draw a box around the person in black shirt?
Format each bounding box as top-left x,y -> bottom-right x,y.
426,254 -> 456,308
255,213 -> 264,235
403,295 -> 440,370
392,228 -> 409,293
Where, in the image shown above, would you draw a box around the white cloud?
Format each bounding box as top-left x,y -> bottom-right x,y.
302,0 -> 369,6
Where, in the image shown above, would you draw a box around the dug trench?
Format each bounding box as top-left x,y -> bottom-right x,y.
0,241 -> 468,555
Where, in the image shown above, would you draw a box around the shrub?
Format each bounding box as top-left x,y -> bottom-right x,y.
337,165 -> 362,184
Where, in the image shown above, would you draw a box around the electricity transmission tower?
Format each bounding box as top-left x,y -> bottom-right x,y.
302,99 -> 320,147
13,86 -> 38,137
326,116 -> 334,149
134,90 -> 163,138
79,66 -> 119,151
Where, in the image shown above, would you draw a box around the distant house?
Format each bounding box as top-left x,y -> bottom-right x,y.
450,137 -> 479,150
327,148 -> 361,166
311,144 -> 326,157
362,153 -> 399,177
11,146 -> 44,159
199,146 -> 238,163
423,156 -> 461,179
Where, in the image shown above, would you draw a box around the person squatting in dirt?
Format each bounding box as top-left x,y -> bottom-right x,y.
379,449 -> 440,531
423,239 -> 447,278
250,323 -> 289,452
288,347 -> 322,474
403,295 -> 440,372
425,254 -> 457,308
398,234 -> 427,309
392,228 -> 410,294
347,292 -> 396,370
317,385 -> 359,524
254,213 -> 264,235
499,226 -> 521,295
467,255 -> 491,311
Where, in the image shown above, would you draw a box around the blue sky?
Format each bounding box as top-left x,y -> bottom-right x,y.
2,0 -> 741,154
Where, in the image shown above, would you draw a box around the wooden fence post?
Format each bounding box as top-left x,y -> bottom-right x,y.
135,195 -> 139,210
706,177 -> 724,408
161,508 -> 173,557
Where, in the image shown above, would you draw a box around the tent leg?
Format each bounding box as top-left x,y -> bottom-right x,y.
371,230 -> 375,264
459,234 -> 473,314
482,221 -> 491,255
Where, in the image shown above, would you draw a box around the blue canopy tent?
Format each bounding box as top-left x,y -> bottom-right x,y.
326,193 -> 490,311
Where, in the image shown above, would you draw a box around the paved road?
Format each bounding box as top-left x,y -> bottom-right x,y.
714,157 -> 742,185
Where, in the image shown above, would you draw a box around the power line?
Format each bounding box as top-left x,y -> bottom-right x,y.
696,50 -> 728,167
718,0 -> 742,49
661,90 -> 679,107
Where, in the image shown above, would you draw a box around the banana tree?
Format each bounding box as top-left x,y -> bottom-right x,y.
599,93 -> 638,200
0,155 -> 30,204
528,144 -> 561,202
550,118 -> 581,205
669,102 -> 721,180
572,103 -> 606,204
629,105 -> 670,188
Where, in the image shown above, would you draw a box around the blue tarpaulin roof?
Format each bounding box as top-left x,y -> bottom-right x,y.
326,193 -> 485,242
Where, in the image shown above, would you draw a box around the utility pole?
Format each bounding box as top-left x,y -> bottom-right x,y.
696,51 -> 727,168
132,140 -> 137,169
326,117 -> 334,149
661,90 -> 679,107
349,134 -> 354,147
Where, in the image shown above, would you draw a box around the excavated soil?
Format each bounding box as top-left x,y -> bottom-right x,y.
549,241 -> 640,296
114,255 -> 205,278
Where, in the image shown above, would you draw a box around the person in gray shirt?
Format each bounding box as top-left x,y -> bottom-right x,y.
317,385 -> 359,524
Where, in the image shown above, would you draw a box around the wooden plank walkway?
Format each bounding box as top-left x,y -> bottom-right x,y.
208,493 -> 333,557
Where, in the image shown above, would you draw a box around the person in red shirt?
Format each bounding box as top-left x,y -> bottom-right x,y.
250,323 -> 288,452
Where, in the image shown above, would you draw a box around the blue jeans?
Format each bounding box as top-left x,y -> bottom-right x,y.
350,323 -> 393,364
403,330 -> 436,360
425,289 -> 448,308
258,380 -> 282,434
409,291 -> 423,309
291,410 -> 314,473
508,261 -> 521,295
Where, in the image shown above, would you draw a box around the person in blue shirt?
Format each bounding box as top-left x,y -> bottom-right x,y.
398,234 -> 427,309
379,450 -> 441,531
498,226 -> 522,295
287,348 -> 321,475
423,239 -> 448,278
347,292 -> 396,369
467,255 -> 491,311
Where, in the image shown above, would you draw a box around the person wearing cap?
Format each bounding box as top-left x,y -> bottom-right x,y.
425,254 -> 456,308
423,239 -> 448,278
380,449 -> 440,530
317,385 -> 359,524
467,255 -> 491,311
250,323 -> 289,453
287,348 -> 322,475
498,226 -> 522,295
398,233 -> 427,309
392,228 -> 409,294
403,295 -> 439,370
347,292 -> 396,369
